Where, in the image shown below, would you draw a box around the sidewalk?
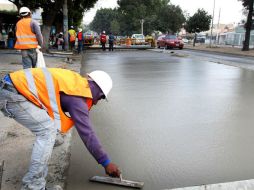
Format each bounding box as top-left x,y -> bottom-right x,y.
0,51 -> 82,190
184,43 -> 254,57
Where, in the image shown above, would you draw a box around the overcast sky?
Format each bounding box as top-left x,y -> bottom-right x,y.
1,0 -> 244,25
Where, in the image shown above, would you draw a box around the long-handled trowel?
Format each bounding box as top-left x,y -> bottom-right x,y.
89,174 -> 144,189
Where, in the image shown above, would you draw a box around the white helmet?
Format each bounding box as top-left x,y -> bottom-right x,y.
88,70 -> 112,99
19,7 -> 31,16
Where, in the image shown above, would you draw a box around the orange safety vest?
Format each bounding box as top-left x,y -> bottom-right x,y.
68,29 -> 76,42
10,68 -> 93,133
14,18 -> 38,49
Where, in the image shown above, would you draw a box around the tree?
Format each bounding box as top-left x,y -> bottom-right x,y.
114,0 -> 185,35
90,8 -> 119,34
185,9 -> 212,46
239,0 -> 254,51
8,0 -> 98,50
110,20 -> 120,35
156,4 -> 185,34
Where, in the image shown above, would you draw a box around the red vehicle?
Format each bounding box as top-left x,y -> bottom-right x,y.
157,35 -> 184,49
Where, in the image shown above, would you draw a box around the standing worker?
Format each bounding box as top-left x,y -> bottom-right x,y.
100,31 -> 107,51
0,68 -> 121,190
14,7 -> 43,69
108,32 -> 115,51
77,28 -> 83,54
68,26 -> 76,51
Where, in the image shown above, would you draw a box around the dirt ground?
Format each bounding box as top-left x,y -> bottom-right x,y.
0,50 -> 82,190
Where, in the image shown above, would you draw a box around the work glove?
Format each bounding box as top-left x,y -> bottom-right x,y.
104,162 -> 121,178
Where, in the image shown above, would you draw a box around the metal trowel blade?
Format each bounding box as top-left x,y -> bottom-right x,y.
89,175 -> 144,189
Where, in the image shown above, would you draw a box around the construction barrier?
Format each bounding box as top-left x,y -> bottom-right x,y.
126,37 -> 131,47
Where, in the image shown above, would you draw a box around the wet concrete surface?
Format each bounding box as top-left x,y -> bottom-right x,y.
66,50 -> 254,190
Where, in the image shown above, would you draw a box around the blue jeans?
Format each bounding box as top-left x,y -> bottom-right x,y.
0,81 -> 57,190
78,41 -> 83,53
21,49 -> 37,69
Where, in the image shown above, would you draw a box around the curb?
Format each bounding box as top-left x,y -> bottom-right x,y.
184,46 -> 254,58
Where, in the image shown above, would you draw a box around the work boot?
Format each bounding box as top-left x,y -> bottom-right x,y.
45,185 -> 63,190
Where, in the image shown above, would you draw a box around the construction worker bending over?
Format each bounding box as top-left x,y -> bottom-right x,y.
0,68 -> 121,190
14,7 -> 43,69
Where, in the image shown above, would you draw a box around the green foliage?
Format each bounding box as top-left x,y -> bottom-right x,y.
110,20 -> 120,34
117,0 -> 172,35
157,4 -> 186,33
185,9 -> 212,33
90,8 -> 119,34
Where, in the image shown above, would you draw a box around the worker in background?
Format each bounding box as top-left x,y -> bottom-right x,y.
14,7 -> 43,69
108,32 -> 115,51
77,28 -> 83,54
100,31 -> 107,51
0,68 -> 121,190
57,32 -> 64,51
68,26 -> 76,51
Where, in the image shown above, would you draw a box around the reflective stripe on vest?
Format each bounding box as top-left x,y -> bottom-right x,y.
24,68 -> 61,130
17,35 -> 37,39
14,18 -> 38,49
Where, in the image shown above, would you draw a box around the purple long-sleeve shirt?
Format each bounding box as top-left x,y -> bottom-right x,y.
60,80 -> 110,167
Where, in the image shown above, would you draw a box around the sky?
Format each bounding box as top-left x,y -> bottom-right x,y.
1,0 -> 245,25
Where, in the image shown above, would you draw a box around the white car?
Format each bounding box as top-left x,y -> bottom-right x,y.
131,34 -> 146,45
182,38 -> 189,44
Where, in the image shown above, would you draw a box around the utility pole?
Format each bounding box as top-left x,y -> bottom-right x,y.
63,0 -> 69,51
140,19 -> 144,35
209,0 -> 215,47
216,8 -> 221,44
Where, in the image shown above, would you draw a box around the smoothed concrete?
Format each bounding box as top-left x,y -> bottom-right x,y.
67,51 -> 254,190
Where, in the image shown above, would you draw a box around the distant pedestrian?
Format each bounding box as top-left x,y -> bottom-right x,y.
100,31 -> 107,51
108,32 -> 115,51
57,32 -> 64,51
68,26 -> 76,51
77,28 -> 83,54
14,7 -> 43,69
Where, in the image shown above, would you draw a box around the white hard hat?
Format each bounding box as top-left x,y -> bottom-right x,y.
19,7 -> 31,16
78,28 -> 82,32
103,31 -> 105,33
88,70 -> 113,99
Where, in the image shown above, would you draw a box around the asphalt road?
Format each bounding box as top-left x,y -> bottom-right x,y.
66,50 -> 254,190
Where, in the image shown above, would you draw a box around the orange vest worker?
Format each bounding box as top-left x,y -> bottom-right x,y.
10,68 -> 93,133
15,18 -> 38,49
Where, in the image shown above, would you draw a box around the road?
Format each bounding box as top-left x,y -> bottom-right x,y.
66,50 -> 254,190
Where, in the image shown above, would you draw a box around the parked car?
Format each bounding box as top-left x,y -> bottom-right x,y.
182,38 -> 189,44
131,34 -> 146,45
157,34 -> 184,49
156,35 -> 165,47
